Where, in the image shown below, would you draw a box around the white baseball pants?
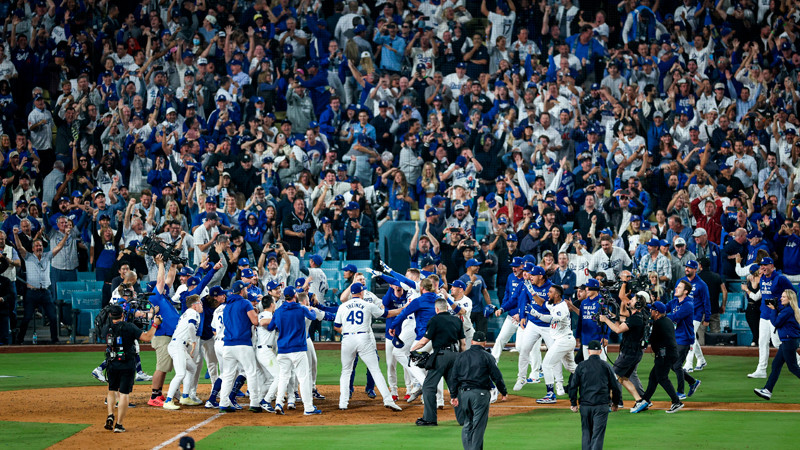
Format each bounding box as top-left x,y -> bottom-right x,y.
219,345 -> 260,408
543,336 -> 577,385
339,334 -> 393,408
276,351 -> 315,413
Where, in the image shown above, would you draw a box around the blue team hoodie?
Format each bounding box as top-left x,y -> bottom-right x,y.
759,272 -> 795,320
268,301 -> 317,354
222,295 -> 255,347
382,289 -> 408,339
392,292 -> 437,340
667,297 -> 695,346
580,295 -> 610,343
521,280 -> 552,327
771,304 -> 800,341
680,275 -> 711,323
150,287 -> 179,337
500,273 -> 524,314
776,234 -> 800,276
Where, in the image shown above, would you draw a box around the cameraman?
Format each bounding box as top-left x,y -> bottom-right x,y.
103,304 -> 161,433
600,291 -> 648,409
579,279 -> 609,360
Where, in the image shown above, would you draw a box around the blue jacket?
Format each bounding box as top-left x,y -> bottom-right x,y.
771,304 -> 800,341
759,272 -> 795,320
392,292 -> 437,340
580,295 -> 609,343
550,269 -> 577,300
222,295 -> 255,346
500,273 -> 524,314
149,287 -> 179,337
521,280 -> 551,327
268,301 -> 316,354
667,298 -> 695,346
776,233 -> 800,276
679,275 -> 711,323
687,240 -> 723,275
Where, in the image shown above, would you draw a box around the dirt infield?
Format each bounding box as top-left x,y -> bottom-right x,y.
1,385 -> 799,450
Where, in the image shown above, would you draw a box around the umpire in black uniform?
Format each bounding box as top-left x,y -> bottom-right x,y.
568,340 -> 621,450
411,297 -> 466,426
450,331 -> 508,450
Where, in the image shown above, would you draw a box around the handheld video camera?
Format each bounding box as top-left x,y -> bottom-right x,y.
139,233 -> 188,266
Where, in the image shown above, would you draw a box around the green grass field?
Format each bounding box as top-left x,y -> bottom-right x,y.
2,350 -> 798,404
1,349 -> 799,449
197,410 -> 797,449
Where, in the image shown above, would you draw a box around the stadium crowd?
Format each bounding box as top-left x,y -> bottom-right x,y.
0,0 -> 798,388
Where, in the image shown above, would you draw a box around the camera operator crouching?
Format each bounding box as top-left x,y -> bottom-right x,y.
103,304 -> 161,433
599,291 -> 649,410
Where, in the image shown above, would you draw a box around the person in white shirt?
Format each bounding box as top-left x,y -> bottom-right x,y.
192,212 -> 220,266
163,295 -> 203,410
589,235 -> 632,282
528,285 -> 577,404
255,294 -> 279,410
447,280 -> 473,348
334,283 -> 403,411
482,0 -> 516,44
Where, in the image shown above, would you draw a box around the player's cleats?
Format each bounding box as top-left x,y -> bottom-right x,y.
688,380 -> 702,397
747,371 -> 767,378
555,382 -> 565,396
512,378 -> 526,391
384,401 -> 402,411
92,368 -> 106,383
536,393 -> 557,404
304,408 -> 323,415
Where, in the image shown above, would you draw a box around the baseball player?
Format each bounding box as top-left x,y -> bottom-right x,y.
335,283 -> 403,411
297,285 -> 334,400
163,295 -> 204,410
258,280 -> 288,409
381,280 -> 413,401
528,285 -> 577,404
448,280 -> 474,347
267,286 -> 322,415
255,295 -> 279,411
678,260 -> 711,372
217,281 -> 262,413
490,257 -> 525,361
514,264 -> 560,393
579,279 -> 610,361
204,286 -> 230,408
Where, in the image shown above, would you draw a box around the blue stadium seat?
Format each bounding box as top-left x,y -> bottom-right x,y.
77,271 -> 95,282
562,222 -> 574,234
71,292 -> 102,336
737,330 -> 753,346
732,313 -> 750,331
85,281 -> 104,293
726,280 -> 743,293
726,292 -> 745,311
321,260 -> 341,270
719,312 -> 734,331
57,281 -> 87,302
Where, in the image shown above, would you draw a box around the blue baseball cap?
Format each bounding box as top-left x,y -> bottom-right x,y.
510,256 -> 523,267
659,239 -> 670,247
685,260 -> 699,269
465,258 -> 482,268
748,230 -> 763,239
283,43 -> 294,54
241,268 -> 255,278
431,195 -> 445,205
283,286 -> 296,297
749,264 -> 761,274
651,301 -> 667,313
631,215 -> 642,222
760,257 -> 775,266
295,278 -> 306,288
498,217 -> 508,225
320,216 -> 331,224
456,62 -> 466,69
350,283 -> 364,294
209,286 -> 227,296
455,156 -> 467,167
343,264 -> 357,273
310,254 -> 323,267
267,280 -> 282,290
507,233 -> 518,242
585,279 -> 601,290
187,276 -> 200,287
238,258 -> 250,266
647,238 -> 660,247
231,280 -> 248,293
345,201 -> 360,210
451,280 -> 467,289
179,267 -> 195,277
426,208 -> 439,217
531,266 -> 545,277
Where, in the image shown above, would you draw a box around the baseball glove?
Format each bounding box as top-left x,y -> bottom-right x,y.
409,350 -> 431,368
483,304 -> 498,318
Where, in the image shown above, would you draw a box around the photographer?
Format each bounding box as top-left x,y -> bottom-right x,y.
600,291 -> 648,409
578,279 -> 609,360
103,304 -> 161,433
630,301 -> 684,414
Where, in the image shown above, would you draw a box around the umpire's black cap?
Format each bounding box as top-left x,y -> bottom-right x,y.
472,331 -> 487,343
179,436 -> 195,449
587,340 -> 602,350
108,304 -> 124,320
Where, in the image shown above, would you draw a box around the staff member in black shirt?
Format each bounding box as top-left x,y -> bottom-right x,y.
568,340 -> 621,450
411,297 -> 466,426
600,291 -> 648,408
450,331 -> 507,450
104,304 -> 161,433
631,301 -> 684,414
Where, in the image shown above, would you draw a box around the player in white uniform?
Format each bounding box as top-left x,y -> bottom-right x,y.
163,295 -> 203,409
297,287 -> 327,401
448,280 -> 474,347
334,283 -> 403,411
529,285 -> 577,404
258,281 -> 286,410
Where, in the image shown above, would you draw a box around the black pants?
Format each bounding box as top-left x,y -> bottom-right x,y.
580,404 -> 609,450
457,388 -> 491,450
672,345 -> 696,394
18,288 -> 58,343
471,312 -> 488,336
745,301 -> 761,344
422,350 -> 459,422
642,355 -> 680,404
764,338 -> 800,392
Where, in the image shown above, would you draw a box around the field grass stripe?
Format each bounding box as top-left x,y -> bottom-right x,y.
151,412 -> 223,450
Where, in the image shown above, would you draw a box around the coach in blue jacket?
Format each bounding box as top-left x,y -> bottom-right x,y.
268,286 -> 322,415
678,260 -> 711,372
754,289 -> 800,400
667,280 -> 701,400
219,281 -> 261,413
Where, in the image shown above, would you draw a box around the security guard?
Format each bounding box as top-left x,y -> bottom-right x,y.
411,297 -> 466,426
568,340 -> 621,450
450,331 -> 508,450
